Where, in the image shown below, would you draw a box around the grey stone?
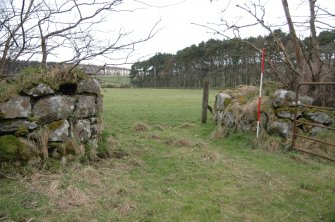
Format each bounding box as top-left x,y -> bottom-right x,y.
273,89 -> 314,108
240,119 -> 253,132
25,83 -> 54,97
306,111 -> 334,125
223,111 -> 235,128
74,95 -> 96,117
91,123 -> 103,136
48,120 -> 70,142
77,78 -> 100,95
0,120 -> 38,134
71,119 -> 91,142
276,109 -> 302,120
215,92 -> 231,111
267,118 -> 292,138
32,95 -> 75,122
0,96 -> 31,119
310,127 -> 327,136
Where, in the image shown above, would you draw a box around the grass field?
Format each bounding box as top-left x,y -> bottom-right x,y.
0,88 -> 334,222
97,76 -> 130,88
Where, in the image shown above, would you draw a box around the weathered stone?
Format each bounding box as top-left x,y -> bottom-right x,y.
215,92 -> 231,111
276,107 -> 303,120
240,119 -> 253,132
223,111 -> 235,128
267,117 -> 292,138
306,111 -> 334,125
89,118 -> 97,124
0,120 -> 38,134
32,95 -> 75,122
0,96 -> 31,119
71,119 -> 91,142
91,123 -> 103,136
273,90 -> 314,108
74,95 -> 96,117
310,127 -> 327,136
24,83 -> 54,97
77,78 -> 100,95
48,120 -> 70,142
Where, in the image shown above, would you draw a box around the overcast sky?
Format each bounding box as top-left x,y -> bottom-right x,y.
77,0 -> 335,68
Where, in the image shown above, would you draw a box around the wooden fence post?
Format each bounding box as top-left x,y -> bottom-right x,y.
202,80 -> 209,124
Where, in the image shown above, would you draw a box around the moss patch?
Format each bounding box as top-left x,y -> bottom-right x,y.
15,125 -> 29,137
47,120 -> 65,131
0,135 -> 26,161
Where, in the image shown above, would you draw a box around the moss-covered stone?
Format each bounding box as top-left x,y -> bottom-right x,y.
28,116 -> 40,122
47,120 -> 65,131
15,125 -> 29,137
0,135 -> 26,161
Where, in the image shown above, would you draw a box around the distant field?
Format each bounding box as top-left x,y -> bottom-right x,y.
97,75 -> 130,88
0,88 -> 334,222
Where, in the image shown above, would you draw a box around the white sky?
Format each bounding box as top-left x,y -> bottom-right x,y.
54,0 -> 335,68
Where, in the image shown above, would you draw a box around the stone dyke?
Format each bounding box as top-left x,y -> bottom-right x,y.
0,78 -> 103,164
214,86 -> 335,139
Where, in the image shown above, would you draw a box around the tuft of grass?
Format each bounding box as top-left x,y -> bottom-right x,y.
133,122 -> 150,132
0,65 -> 88,103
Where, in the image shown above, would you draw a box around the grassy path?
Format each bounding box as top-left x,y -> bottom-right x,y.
0,88 -> 334,221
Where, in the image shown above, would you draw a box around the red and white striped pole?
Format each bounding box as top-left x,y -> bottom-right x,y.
257,48 -> 266,138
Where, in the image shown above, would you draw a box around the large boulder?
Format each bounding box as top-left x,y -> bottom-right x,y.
275,107 -> 303,120
267,116 -> 292,138
214,92 -> 231,124
32,95 -> 75,122
48,120 -> 70,142
0,96 -> 31,119
0,120 -> 38,134
305,110 -> 334,125
71,119 -> 91,142
273,90 -> 314,108
74,95 -> 96,117
24,83 -> 54,97
77,78 -> 100,95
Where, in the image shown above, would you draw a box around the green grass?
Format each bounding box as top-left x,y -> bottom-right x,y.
0,88 -> 334,222
97,75 -> 130,88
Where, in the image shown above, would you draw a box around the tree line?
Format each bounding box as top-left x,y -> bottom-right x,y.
130,30 -> 335,89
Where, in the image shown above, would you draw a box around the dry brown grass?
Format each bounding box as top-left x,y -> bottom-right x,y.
149,134 -> 161,140
133,122 -> 150,132
242,96 -> 270,120
57,185 -> 92,209
236,85 -> 259,97
115,202 -> 136,215
201,151 -> 222,164
178,123 -> 196,129
107,136 -> 118,148
174,139 -> 193,147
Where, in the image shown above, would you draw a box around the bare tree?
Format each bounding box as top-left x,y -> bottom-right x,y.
0,0 -> 159,76
202,0 -> 334,103
0,0 -> 37,75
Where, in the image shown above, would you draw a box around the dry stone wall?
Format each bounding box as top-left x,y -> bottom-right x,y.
0,78 -> 103,164
214,87 -> 335,139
